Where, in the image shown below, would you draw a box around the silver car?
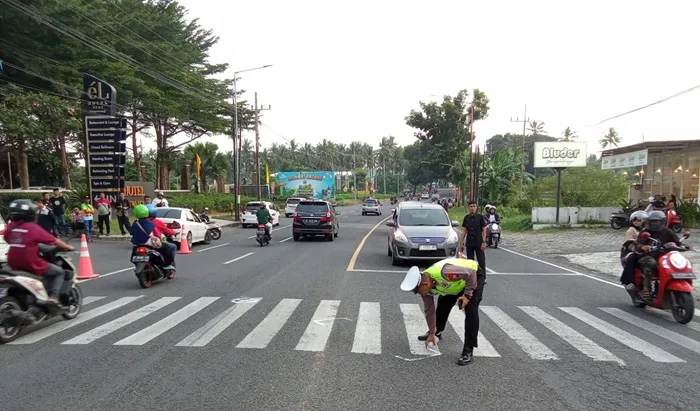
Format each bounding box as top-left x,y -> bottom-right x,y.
386,202 -> 460,265
362,198 -> 382,216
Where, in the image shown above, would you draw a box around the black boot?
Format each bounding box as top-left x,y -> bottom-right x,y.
417,331 -> 442,341
457,349 -> 473,365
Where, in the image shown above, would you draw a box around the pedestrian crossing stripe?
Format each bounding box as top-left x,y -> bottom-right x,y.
6,296 -> 700,365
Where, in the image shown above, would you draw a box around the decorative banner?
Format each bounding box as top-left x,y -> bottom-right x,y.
533,141 -> 587,168
275,171 -> 335,200
601,149 -> 648,170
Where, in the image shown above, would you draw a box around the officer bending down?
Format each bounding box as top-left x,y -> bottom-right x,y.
400,257 -> 484,365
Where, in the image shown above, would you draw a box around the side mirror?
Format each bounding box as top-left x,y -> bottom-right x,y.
451,220 -> 460,228
683,231 -> 691,239
386,220 -> 396,227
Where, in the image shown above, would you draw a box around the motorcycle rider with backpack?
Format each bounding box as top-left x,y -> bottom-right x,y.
145,204 -> 177,269
129,205 -> 174,271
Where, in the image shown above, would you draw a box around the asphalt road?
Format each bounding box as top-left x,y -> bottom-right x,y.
2,202 -> 700,411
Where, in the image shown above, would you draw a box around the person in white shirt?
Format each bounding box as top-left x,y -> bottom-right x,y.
152,191 -> 169,208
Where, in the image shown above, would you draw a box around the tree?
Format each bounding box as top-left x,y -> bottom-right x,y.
479,148 -> 533,205
528,120 -> 547,136
560,127 -> 578,141
599,127 -> 621,149
183,142 -> 227,192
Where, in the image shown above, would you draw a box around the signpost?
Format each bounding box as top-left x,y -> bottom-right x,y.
533,142 -> 587,224
81,75 -> 127,201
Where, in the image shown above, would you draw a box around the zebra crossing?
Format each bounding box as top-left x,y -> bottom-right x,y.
6,295 -> 700,365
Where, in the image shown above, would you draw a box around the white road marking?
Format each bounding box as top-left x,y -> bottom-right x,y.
560,307 -> 684,363
399,303 -> 440,356
448,306 -> 500,357
62,297 -> 181,345
486,272 -> 579,276
82,296 -> 106,305
295,300 -> 341,352
223,252 -> 255,265
114,297 -> 219,345
519,306 -> 624,365
247,225 -> 291,239
77,267 -> 132,282
279,237 -> 293,243
480,306 -> 558,360
176,298 -> 261,347
351,302 -> 381,354
600,307 -> 700,355
486,267 -> 497,274
237,298 -> 302,349
645,307 -> 700,333
9,296 -> 143,344
196,243 -> 230,253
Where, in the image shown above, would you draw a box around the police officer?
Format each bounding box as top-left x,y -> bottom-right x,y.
400,257 -> 482,365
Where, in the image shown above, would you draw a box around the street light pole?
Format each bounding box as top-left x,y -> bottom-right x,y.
232,64 -> 272,221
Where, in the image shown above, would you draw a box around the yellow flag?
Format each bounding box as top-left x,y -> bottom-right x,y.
195,153 -> 202,180
266,163 -> 270,184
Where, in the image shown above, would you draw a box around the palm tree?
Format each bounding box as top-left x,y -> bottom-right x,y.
183,142 -> 228,192
527,120 -> 547,136
560,127 -> 577,141
599,127 -> 621,149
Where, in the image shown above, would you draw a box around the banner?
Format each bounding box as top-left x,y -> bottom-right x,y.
601,149 -> 648,170
276,171 -> 335,200
533,141 -> 587,168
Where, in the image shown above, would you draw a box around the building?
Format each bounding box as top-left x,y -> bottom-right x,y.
601,140 -> 700,202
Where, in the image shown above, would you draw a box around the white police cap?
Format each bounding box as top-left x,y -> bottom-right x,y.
400,266 -> 422,292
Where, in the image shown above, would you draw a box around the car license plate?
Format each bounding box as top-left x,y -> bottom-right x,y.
131,255 -> 149,263
303,219 -> 319,225
257,229 -> 266,234
419,245 -> 437,251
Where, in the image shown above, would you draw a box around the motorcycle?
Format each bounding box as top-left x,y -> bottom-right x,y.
609,211 -> 630,229
256,223 -> 271,247
487,222 -> 501,248
207,222 -> 222,240
0,244 -> 83,343
624,231 -> 695,324
131,238 -> 175,288
666,209 -> 683,233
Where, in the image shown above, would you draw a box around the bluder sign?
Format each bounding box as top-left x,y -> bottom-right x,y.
533,142 -> 587,168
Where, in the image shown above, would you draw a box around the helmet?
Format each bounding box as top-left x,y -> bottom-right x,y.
134,204 -> 150,219
8,199 -> 38,222
646,210 -> 666,232
630,210 -> 648,223
146,203 -> 158,217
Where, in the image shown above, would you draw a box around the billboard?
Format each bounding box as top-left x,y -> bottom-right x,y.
276,171 -> 336,200
533,141 -> 587,168
601,149 -> 648,170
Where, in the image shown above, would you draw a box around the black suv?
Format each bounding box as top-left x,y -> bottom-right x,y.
292,200 -> 340,241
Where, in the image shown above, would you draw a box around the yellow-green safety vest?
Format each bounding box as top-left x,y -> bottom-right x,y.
424,257 -> 479,296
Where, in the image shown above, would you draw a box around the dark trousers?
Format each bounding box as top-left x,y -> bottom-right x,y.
466,245 -> 486,276
435,275 -> 486,353
620,253 -> 638,285
118,215 -> 131,235
97,215 -> 110,235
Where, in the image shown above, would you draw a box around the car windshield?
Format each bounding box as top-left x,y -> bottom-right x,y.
156,209 -> 182,219
364,200 -> 377,205
286,198 -> 301,205
398,208 -> 449,226
296,202 -> 328,214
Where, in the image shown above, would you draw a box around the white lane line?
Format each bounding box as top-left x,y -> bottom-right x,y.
247,225 -> 291,239
82,296 -> 106,305
177,298 -> 261,347
480,305 -> 558,360
9,296 -> 143,344
62,297 -> 181,345
351,302 -> 381,355
520,306 -> 624,365
77,267 -> 132,282
237,299 -> 302,349
223,252 -> 255,265
350,269 -> 406,273
279,237 -> 293,243
487,272 -> 580,276
114,297 -> 220,346
448,306 -> 500,357
600,307 -> 700,356
486,267 -> 497,274
295,300 -> 341,352
646,308 -> 700,333
560,307 -> 684,363
196,243 -> 230,253
400,303 -> 440,356
499,246 -> 624,289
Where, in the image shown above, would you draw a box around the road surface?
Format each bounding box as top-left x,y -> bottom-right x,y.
1,202 -> 699,411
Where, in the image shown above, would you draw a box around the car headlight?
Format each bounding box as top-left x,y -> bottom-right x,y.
394,230 -> 409,243
669,252 -> 688,269
447,230 -> 458,242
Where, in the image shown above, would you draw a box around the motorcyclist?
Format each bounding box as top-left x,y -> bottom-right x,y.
635,210 -> 690,298
619,210 -> 648,287
146,204 -> 177,270
200,207 -> 210,222
3,199 -> 74,307
129,205 -> 173,271
256,203 -> 273,239
485,206 -> 501,224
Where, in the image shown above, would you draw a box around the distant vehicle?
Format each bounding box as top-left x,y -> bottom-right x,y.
362,198 -> 382,216
284,197 -> 305,217
155,207 -> 212,249
241,201 -> 280,228
292,200 -> 340,241
0,215 -> 7,264
386,202 -> 460,266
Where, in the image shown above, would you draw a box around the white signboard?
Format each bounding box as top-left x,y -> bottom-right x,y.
601,149 -> 648,170
533,142 -> 587,168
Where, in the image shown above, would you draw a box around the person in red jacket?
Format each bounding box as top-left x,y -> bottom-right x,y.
145,204 -> 177,269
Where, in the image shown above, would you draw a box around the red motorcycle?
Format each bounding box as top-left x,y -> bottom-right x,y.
626,231 -> 695,324
666,208 -> 683,233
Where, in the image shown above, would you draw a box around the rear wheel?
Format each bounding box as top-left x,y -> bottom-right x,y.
672,291 -> 694,324
138,268 -> 153,288
293,234 -> 300,241
61,285 -> 83,320
0,296 -> 23,343
610,219 -> 623,229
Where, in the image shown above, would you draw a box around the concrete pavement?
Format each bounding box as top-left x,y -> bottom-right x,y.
1,202 -> 700,411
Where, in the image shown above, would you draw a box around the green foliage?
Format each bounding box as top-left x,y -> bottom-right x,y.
677,199 -> 700,229
447,205 -> 532,232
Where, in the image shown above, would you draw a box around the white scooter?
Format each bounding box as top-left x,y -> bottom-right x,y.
488,222 -> 501,249
0,244 -> 83,343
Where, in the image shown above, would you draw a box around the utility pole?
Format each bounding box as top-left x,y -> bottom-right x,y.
383,155 -> 387,195
468,105 -> 475,202
253,92 -> 271,201
353,147 -> 357,199
510,104 -> 529,193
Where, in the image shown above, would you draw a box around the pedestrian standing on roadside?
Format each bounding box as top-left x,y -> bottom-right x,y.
459,201 -> 487,276
115,191 -> 131,235
49,188 -> 68,237
95,192 -> 112,236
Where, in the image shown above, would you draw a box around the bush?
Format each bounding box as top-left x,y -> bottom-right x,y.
447,205 -> 531,232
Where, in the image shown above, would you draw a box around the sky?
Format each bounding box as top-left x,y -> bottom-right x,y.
160,0 -> 700,160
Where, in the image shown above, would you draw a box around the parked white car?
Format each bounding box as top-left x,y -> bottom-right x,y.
284,197 -> 305,217
241,201 -> 280,228
155,207 -> 212,249
0,215 -> 8,263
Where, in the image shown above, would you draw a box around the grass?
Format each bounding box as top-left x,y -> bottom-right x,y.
447,206 -> 532,232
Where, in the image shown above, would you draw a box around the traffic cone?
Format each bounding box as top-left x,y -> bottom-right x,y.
77,234 -> 100,280
178,224 -> 192,254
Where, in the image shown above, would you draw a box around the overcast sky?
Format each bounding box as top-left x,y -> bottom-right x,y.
164,0 -> 700,159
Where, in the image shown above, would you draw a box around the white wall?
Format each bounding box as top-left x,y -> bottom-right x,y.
532,207 -> 619,224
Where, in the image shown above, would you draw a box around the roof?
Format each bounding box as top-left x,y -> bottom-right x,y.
398,201 -> 445,211
601,139 -> 700,156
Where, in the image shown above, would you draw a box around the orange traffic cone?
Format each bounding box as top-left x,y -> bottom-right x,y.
178,224 -> 192,254
77,234 -> 100,280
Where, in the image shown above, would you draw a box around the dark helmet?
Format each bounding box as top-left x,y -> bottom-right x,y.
647,210 -> 666,232
8,199 -> 38,222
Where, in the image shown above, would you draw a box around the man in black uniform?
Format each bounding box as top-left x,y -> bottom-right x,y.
460,201 -> 487,276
